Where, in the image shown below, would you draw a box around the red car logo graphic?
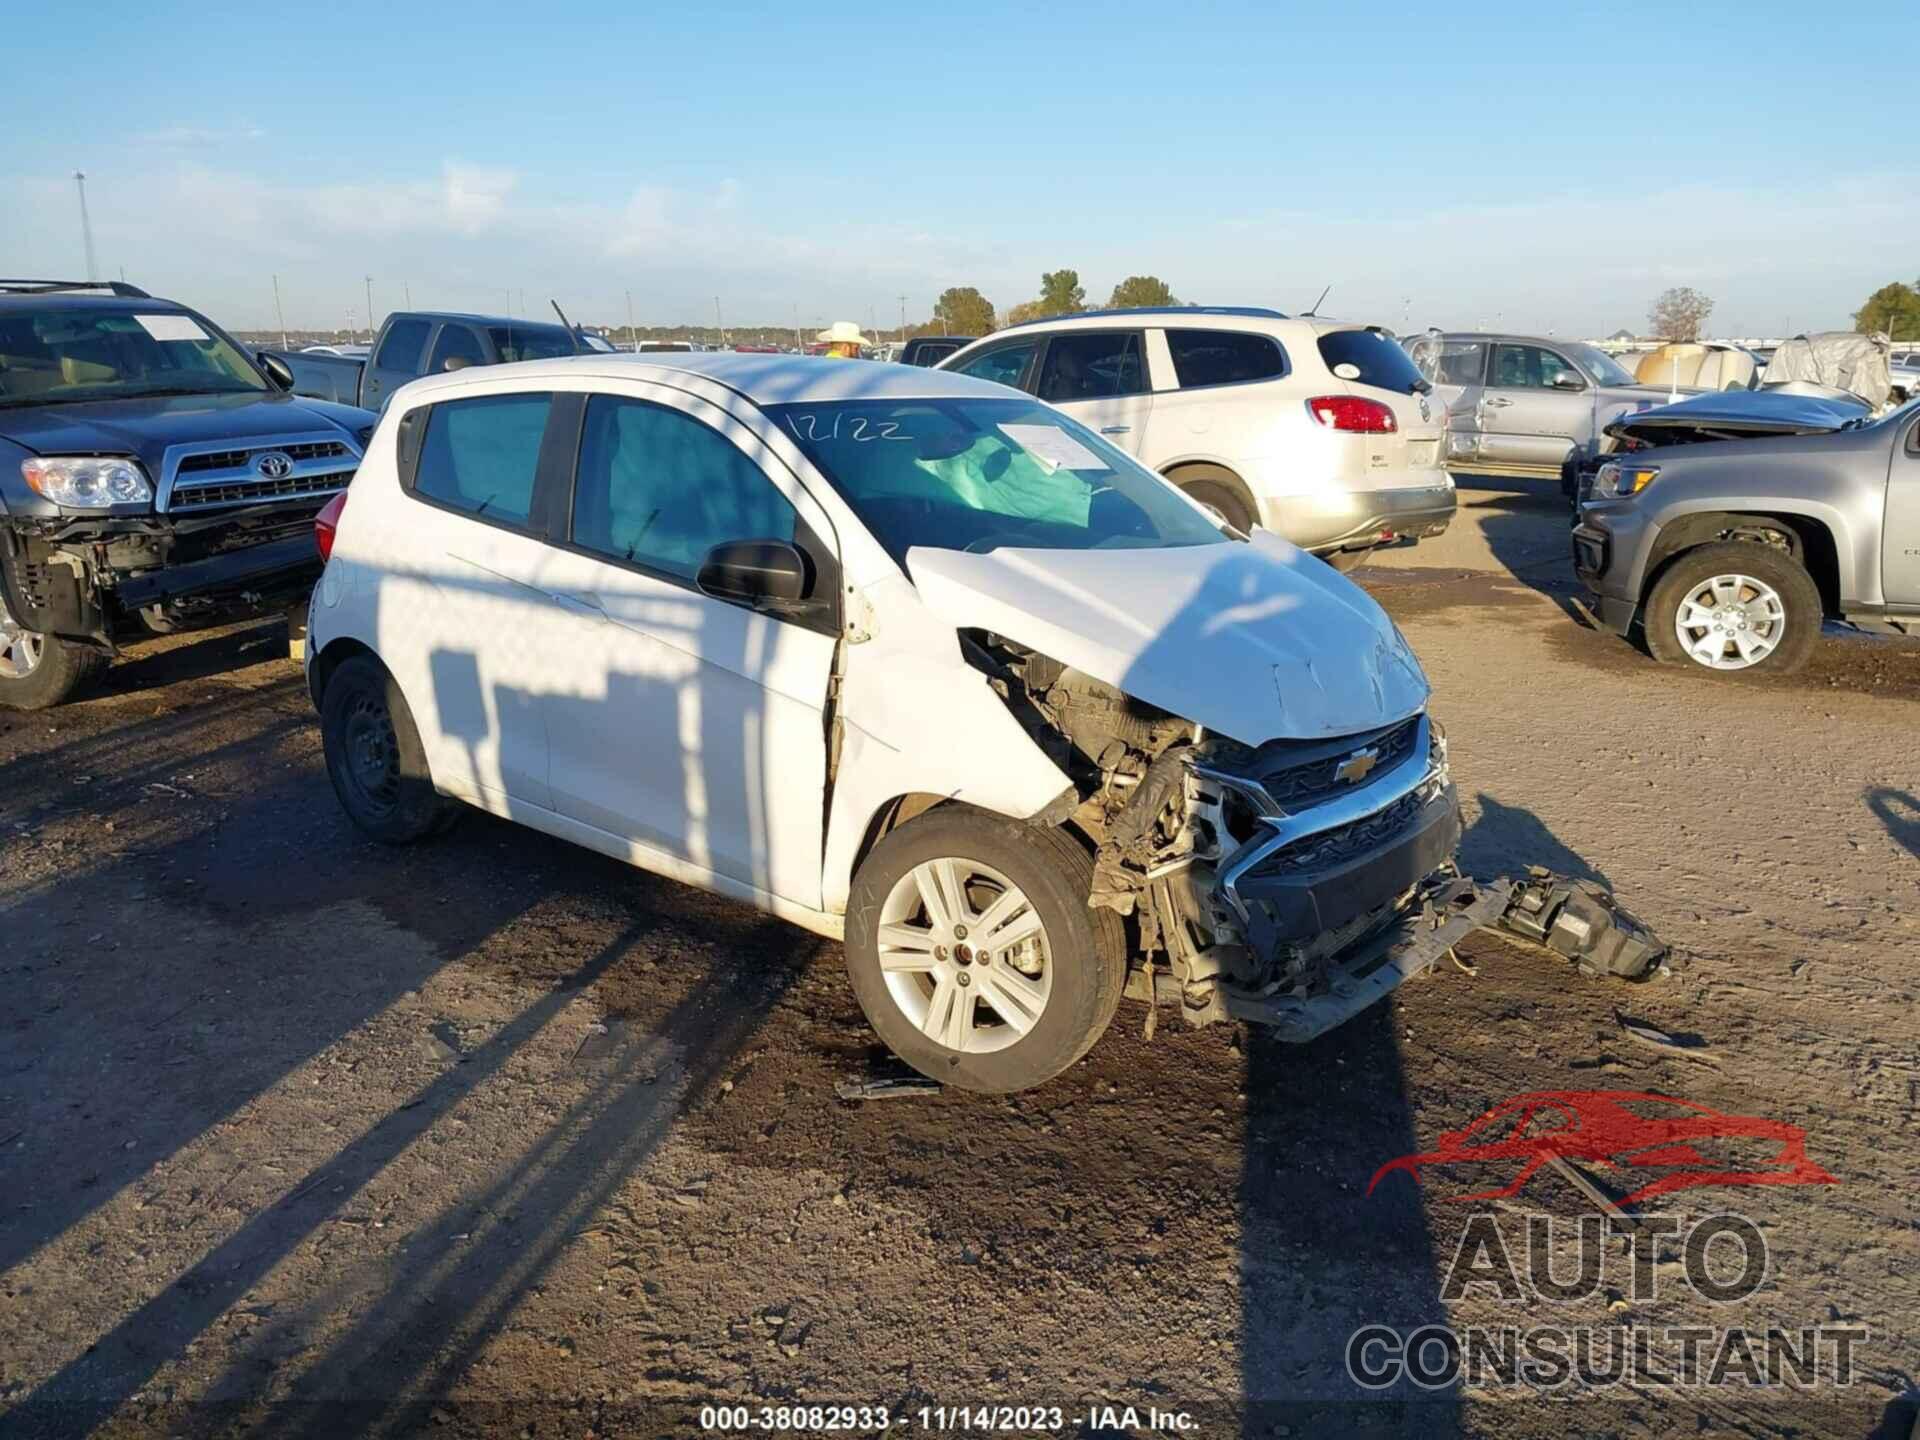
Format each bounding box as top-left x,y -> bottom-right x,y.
1368,1090 -> 1837,1208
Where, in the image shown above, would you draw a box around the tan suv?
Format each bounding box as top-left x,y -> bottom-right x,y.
938,307 -> 1455,569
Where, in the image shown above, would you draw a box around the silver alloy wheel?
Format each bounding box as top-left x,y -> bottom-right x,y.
0,598 -> 44,679
1672,572 -> 1787,670
876,857 -> 1053,1055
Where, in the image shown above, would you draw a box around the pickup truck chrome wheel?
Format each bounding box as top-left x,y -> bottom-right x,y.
0,603 -> 45,679
876,858 -> 1054,1055
1672,572 -> 1785,670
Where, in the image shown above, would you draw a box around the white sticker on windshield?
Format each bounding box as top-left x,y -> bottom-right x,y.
998,423 -> 1104,474
133,314 -> 209,343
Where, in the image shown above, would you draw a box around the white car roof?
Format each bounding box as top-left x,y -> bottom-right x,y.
399,352 -> 1018,407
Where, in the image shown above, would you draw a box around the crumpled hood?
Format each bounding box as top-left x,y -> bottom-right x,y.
0,391 -> 372,469
905,530 -> 1430,744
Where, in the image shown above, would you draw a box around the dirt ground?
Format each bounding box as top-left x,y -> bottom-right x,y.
3,483 -> 1917,1439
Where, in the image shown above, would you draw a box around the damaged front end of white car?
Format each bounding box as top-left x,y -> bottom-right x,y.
959,631 -> 1505,1041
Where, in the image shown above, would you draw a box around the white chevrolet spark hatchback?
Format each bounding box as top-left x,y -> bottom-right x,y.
308,354 -> 1454,1091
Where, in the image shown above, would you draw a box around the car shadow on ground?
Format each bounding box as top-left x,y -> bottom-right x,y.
1449,475 -> 1587,617
89,616 -> 296,698
1865,787 -> 1920,860
1458,791 -> 1611,891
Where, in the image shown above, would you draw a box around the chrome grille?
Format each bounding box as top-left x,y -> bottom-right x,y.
176,440 -> 350,475
169,469 -> 354,510
159,434 -> 360,513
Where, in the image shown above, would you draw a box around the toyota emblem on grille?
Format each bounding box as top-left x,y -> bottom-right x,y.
1334,747 -> 1380,785
255,451 -> 293,480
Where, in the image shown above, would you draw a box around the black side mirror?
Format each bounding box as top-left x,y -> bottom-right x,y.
697,539 -> 810,608
260,353 -> 295,391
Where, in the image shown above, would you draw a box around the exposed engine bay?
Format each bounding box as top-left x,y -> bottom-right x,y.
961,629 -> 1667,1039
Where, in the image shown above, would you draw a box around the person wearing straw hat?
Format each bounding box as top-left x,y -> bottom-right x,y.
814,320 -> 871,359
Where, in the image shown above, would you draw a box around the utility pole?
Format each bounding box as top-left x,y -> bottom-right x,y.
898,294 -> 907,343
404,283 -> 412,309
74,172 -> 98,282
364,276 -> 375,340
272,274 -> 288,350
626,289 -> 636,349
793,303 -> 800,352
714,295 -> 724,346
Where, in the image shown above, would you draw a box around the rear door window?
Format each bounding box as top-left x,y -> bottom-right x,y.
1036,332 -> 1146,402
1164,329 -> 1287,388
427,324 -> 488,374
1316,329 -> 1426,394
374,318 -> 432,375
1408,338 -> 1487,386
411,392 -> 553,528
951,341 -> 1037,391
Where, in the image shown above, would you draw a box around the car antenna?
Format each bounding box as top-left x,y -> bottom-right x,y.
1302,284 -> 1331,317
550,299 -> 582,354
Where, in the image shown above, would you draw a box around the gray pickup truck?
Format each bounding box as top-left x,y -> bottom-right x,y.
264,311 -> 600,411
1573,394 -> 1920,674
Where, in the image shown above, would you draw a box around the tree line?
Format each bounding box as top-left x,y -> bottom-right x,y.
909,271 -> 1183,338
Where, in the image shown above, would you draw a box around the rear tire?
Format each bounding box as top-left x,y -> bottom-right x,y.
844,806 -> 1127,1093
320,654 -> 459,843
1171,465 -> 1257,533
0,594 -> 105,710
1643,541 -> 1820,675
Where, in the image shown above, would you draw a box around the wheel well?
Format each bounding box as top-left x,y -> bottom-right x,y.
851,792 -> 951,876
1643,511 -> 1840,618
1162,462 -> 1255,514
309,635 -> 377,709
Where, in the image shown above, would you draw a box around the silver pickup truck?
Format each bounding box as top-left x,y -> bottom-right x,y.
1573,395 -> 1920,674
1405,331 -> 1674,489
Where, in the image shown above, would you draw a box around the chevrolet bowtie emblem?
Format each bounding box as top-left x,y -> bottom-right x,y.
1334,747 -> 1380,784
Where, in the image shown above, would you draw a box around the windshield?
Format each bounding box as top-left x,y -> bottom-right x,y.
765,397 -> 1229,560
1567,343 -> 1635,386
485,324 -> 584,362
0,306 -> 268,407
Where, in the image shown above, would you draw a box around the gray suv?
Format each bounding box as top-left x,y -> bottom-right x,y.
1406,332 -> 1669,484
1572,400 -> 1920,673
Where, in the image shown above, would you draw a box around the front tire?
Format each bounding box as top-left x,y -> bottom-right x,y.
0,595 -> 105,710
844,807 -> 1127,1093
320,654 -> 458,843
1643,541 -> 1820,675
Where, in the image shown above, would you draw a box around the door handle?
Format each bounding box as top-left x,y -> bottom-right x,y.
551,591 -> 605,618
1099,425 -> 1131,435
1483,396 -> 1513,408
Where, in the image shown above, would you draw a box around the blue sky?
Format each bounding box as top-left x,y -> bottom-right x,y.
4,1 -> 1912,337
